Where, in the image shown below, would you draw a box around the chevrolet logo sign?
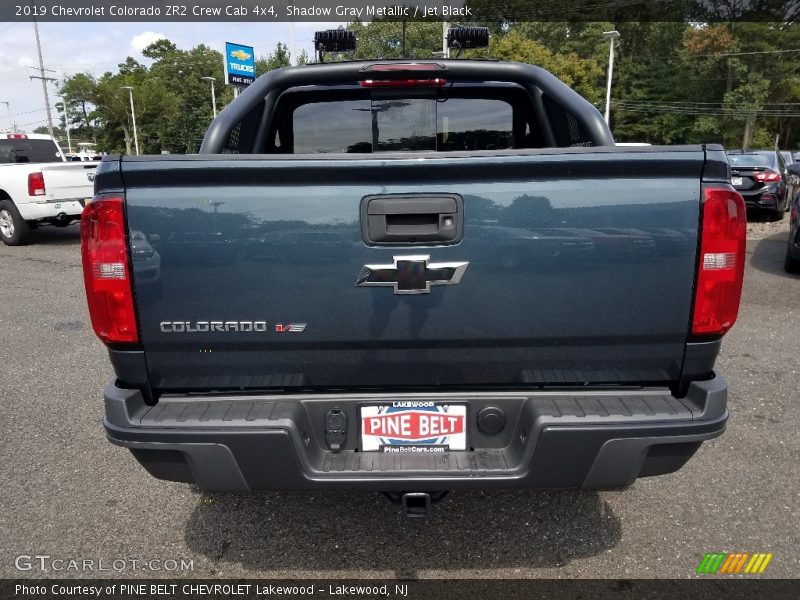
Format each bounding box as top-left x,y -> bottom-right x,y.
230,49 -> 252,61
356,255 -> 468,295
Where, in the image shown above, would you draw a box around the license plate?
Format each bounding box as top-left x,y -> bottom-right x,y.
360,403 -> 467,452
731,176 -> 743,186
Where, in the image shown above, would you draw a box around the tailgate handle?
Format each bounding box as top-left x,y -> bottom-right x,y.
361,194 -> 463,246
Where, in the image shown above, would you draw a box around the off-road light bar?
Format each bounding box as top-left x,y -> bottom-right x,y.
314,29 -> 357,53
447,26 -> 490,50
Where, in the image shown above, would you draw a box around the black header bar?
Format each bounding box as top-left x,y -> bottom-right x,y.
3,0 -> 797,22
3,579 -> 800,600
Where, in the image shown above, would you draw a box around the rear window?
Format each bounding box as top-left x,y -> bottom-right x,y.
727,152 -> 776,169
290,97 -> 515,154
0,139 -> 62,163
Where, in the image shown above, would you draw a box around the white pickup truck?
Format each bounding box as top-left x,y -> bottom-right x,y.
0,133 -> 97,245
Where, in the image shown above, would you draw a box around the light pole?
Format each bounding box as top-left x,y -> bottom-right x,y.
120,86 -> 140,156
602,30 -> 620,126
59,96 -> 73,155
201,76 -> 217,118
290,22 -> 297,66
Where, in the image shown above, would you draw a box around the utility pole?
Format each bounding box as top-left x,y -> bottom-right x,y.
30,16 -> 56,138
121,86 -> 140,155
442,22 -> 450,58
742,114 -> 754,150
1,101 -> 14,132
59,96 -> 72,154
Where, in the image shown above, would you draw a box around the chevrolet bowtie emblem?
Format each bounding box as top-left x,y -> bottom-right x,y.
356,255 -> 469,295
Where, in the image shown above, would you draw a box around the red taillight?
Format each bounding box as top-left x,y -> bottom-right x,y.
6,133 -> 28,139
360,78 -> 447,88
691,185 -> 746,336
28,172 -> 45,196
81,196 -> 139,344
752,170 -> 781,182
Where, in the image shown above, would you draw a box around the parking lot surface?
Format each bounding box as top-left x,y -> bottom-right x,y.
1,218 -> 798,579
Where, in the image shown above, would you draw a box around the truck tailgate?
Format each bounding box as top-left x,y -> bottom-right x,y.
41,162 -> 97,201
122,148 -> 704,391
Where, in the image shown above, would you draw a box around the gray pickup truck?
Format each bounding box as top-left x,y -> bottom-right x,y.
83,59 -> 746,516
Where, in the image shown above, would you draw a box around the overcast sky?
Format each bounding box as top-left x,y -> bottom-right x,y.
0,21 -> 339,132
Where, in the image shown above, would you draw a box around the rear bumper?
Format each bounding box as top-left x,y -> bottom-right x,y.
739,188 -> 781,211
16,199 -> 84,221
104,375 -> 728,492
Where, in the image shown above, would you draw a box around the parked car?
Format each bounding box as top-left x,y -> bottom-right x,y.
726,149 -> 789,220
787,156 -> 800,209
129,230 -> 161,284
786,192 -> 800,273
781,151 -> 797,211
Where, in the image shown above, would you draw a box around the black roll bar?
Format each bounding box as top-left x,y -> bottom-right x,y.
199,60 -> 614,154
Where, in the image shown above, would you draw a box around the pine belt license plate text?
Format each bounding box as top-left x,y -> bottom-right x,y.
731,176 -> 743,186
360,404 -> 468,453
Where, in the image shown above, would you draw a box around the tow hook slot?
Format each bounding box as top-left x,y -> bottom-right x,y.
325,409 -> 347,452
382,491 -> 448,518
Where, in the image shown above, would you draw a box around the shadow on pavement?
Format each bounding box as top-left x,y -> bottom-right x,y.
184,489 -> 621,576
746,209 -> 779,224
25,223 -> 81,246
749,231 -> 797,280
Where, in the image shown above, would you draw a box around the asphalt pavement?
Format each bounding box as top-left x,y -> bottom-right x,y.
1,217 -> 798,579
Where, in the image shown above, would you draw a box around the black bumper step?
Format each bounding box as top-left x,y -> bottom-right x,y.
104,376 -> 727,492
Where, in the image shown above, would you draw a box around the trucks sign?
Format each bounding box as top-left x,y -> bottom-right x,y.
224,42 -> 255,88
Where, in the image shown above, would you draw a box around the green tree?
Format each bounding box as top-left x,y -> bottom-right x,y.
142,41 -> 224,153
611,22 -> 693,143
489,29 -> 605,105
345,21 -> 443,60
59,72 -> 99,139
257,41 -> 290,72
256,42 -> 310,75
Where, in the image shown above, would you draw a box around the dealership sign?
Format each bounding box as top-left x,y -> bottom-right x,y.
224,42 -> 255,88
